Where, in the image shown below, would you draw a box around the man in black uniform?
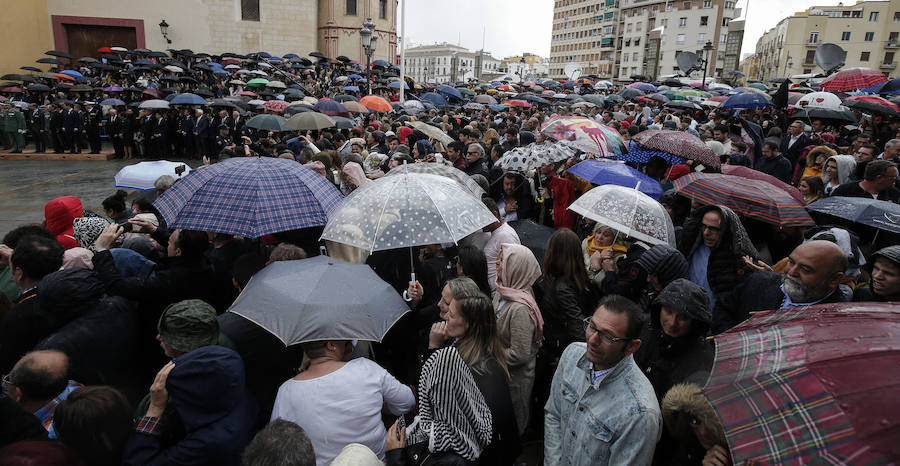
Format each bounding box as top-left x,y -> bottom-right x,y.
61,103 -> 82,154
178,108 -> 194,159
106,108 -> 126,158
83,101 -> 102,154
192,108 -> 209,159
27,103 -> 45,153
213,124 -> 232,159
49,104 -> 65,153
150,111 -> 168,158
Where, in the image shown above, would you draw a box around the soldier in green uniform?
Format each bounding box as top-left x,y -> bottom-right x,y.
0,103 -> 9,150
9,104 -> 27,153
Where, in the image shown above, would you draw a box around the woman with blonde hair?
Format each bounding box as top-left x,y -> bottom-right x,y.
582,223 -> 627,271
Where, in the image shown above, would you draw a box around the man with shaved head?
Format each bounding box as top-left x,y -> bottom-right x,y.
4,350 -> 83,433
712,240 -> 851,333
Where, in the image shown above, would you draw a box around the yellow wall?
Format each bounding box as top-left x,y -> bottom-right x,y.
0,0 -> 53,78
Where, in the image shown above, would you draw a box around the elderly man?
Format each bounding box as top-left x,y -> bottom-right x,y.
713,240 -> 850,333
881,139 -> 900,162
855,245 -> 900,302
831,160 -> 900,203
465,142 -> 489,178
545,295 -> 661,466
779,120 -> 810,165
4,350 -> 82,434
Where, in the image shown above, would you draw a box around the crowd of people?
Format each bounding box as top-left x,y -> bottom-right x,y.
0,47 -> 899,466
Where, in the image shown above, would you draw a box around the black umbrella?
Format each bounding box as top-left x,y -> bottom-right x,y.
209,98 -> 238,108
78,57 -> 99,63
20,66 -> 42,72
26,83 -> 51,92
134,58 -> 155,65
45,50 -> 73,59
508,220 -> 554,266
807,197 -> 900,234
331,115 -> 356,129
661,78 -> 685,87
617,87 -> 645,99
36,58 -> 62,65
842,99 -> 900,117
285,105 -> 313,115
727,70 -> 746,78
333,94 -> 359,102
336,55 -> 351,63
147,51 -> 168,58
92,64 -> 117,71
133,48 -> 151,53
179,76 -> 198,84
0,74 -> 21,81
791,107 -> 857,124
309,52 -> 326,59
124,86 -> 144,93
666,100 -> 702,110
194,88 -> 214,97
516,94 -> 552,105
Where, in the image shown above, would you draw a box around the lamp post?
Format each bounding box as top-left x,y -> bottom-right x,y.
159,20 -> 171,45
359,18 -> 377,95
700,40 -> 714,90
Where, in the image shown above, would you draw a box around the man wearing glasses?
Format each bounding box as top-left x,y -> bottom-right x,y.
544,296 -> 661,466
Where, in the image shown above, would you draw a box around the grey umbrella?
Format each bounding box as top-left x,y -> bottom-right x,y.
227,256 -> 409,345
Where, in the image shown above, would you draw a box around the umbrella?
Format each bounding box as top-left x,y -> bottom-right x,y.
504,99 -> 532,108
568,184 -> 676,247
565,159 -> 664,199
617,87 -> 645,99
103,86 -> 124,92
704,302 -> 900,465
474,94 -> 497,104
385,162 -> 485,198
246,78 -> 270,87
820,67 -> 888,92
401,99 -> 425,113
36,58 -> 62,65
313,99 -> 348,116
844,94 -> 900,111
154,157 -> 343,237
321,171 -> 496,253
629,82 -> 657,92
227,256 -> 409,345
622,141 -> 687,165
26,83 -> 51,92
331,116 -> 357,129
266,80 -> 287,89
540,116 -> 627,158
718,92 -> 772,110
359,95 -> 392,112
169,93 -> 207,105
388,81 -> 410,90
647,93 -> 671,104
114,160 -> 192,190
515,94 -> 552,105
673,173 -> 814,227
791,107 -> 857,125
797,91 -> 842,109
100,98 -> 125,106
138,99 -> 170,109
464,102 -> 486,111
419,92 -> 449,107
20,66 -> 42,72
45,50 -> 73,59
407,121 -> 453,145
333,94 -> 359,102
246,114 -> 288,131
340,101 -> 369,113
508,219 -> 554,267
720,165 -> 804,204
435,85 -> 463,100
842,99 -> 900,116
497,146 -> 551,172
262,100 -> 289,113
806,197 -> 900,233
631,130 -> 720,170
285,112 -> 336,131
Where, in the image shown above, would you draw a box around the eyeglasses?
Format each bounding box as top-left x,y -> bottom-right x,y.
467,151 -> 478,155
583,317 -> 631,345
701,223 -> 721,233
1,373 -> 12,387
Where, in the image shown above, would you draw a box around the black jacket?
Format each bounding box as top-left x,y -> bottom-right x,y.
0,396 -> 48,448
779,132 -> 811,165
678,205 -> 758,298
471,358 -> 521,466
541,277 -> 598,352
465,158 -> 489,179
386,448 -> 475,466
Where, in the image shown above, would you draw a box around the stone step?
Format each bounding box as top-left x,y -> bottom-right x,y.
0,149 -> 115,161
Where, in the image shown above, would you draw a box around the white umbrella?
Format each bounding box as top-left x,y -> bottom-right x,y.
139,99 -> 170,109
797,91 -> 843,110
568,184 -> 676,246
164,65 -> 183,73
224,64 -> 240,70
114,160 -> 191,190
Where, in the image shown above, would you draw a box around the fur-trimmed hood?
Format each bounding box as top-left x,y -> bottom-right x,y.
661,382 -> 727,448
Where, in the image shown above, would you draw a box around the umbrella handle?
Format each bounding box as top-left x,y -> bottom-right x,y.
402,272 -> 416,302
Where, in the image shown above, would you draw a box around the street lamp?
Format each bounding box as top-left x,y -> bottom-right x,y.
159,19 -> 171,45
700,40 -> 714,90
359,18 -> 377,95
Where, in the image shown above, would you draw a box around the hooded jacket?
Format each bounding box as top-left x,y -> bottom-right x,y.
634,279 -> 714,402
658,381 -> 726,466
43,196 -> 82,250
678,205 -> 758,298
822,155 -> 856,194
123,346 -> 258,466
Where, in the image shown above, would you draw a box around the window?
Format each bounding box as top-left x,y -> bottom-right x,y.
624,54 -> 629,62
636,22 -> 641,31
725,1 -> 735,8
895,11 -> 900,21
703,0 -> 712,7
700,16 -> 708,26
885,51 -> 895,64
635,38 -> 640,46
379,0 -> 387,19
865,32 -> 874,41
679,17 -> 687,27
346,0 -> 357,15
241,0 -> 260,21
841,31 -> 851,41
677,34 -> 685,44
627,23 -> 633,32
722,17 -> 730,26
870,11 -> 879,21
698,32 -> 706,43
891,31 -> 899,43
804,49 -> 816,64
861,51 -> 871,61
809,31 -> 819,43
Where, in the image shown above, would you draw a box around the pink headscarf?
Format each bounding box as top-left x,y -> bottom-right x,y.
494,243 -> 544,342
342,161 -> 369,188
62,247 -> 94,270
304,161 -> 327,178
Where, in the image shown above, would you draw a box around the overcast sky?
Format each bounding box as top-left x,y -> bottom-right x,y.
400,0 -> 832,59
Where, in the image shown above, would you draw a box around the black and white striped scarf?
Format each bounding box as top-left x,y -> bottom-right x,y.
408,347 -> 493,461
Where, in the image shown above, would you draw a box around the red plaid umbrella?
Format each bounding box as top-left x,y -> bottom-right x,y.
673,173 -> 814,226
705,302 -> 900,465
820,67 -> 888,92
721,165 -> 804,204
631,130 -> 721,170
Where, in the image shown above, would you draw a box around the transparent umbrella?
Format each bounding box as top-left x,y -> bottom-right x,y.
568,184 -> 676,246
384,162 -> 485,198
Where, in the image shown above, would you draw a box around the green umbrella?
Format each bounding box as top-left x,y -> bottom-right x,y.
247,78 -> 270,87
748,82 -> 769,91
663,91 -> 687,101
246,114 -> 288,131
455,87 -> 476,96
673,89 -> 707,97
283,88 -> 303,96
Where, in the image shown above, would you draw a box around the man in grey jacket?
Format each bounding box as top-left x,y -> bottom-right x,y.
544,295 -> 662,466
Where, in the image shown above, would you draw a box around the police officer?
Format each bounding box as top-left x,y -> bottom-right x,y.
83,101 -> 102,154
213,124 -> 232,159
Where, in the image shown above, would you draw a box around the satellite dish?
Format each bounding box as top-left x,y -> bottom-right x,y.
564,62 -> 583,81
815,43 -> 846,75
676,52 -> 702,75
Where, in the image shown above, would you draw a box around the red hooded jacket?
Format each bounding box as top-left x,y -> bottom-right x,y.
44,196 -> 83,250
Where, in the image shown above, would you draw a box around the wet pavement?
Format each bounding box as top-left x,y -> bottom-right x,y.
0,158 -> 196,235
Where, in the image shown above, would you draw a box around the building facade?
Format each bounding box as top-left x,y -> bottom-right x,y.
0,0 -> 397,77
402,43 -> 501,83
549,0 -> 742,82
753,0 -> 900,82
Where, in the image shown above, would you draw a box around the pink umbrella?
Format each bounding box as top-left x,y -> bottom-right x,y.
721,165 -> 804,204
262,100 -> 289,113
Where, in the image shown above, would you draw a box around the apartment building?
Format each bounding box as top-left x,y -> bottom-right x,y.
402,43 -> 501,83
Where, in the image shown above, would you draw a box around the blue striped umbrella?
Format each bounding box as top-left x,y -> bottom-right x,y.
620,141 -> 687,165
154,157 -> 343,237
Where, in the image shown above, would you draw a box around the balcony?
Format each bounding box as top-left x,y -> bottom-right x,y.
880,62 -> 896,69
886,41 -> 899,48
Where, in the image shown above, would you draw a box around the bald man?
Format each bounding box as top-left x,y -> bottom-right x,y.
5,350 -> 82,433
712,241 -> 851,333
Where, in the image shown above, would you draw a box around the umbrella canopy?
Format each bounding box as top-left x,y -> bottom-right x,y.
419,92 -> 449,107
320,172 -> 496,253
497,146 -> 551,172
246,77 -> 270,87
718,92 -> 772,110
100,98 -> 125,106
806,197 -> 900,233
407,121 -> 453,145
820,67 -> 888,92
566,159 -> 664,199
169,93 -> 207,105
674,173 -> 814,227
720,165 -> 804,204
114,160 -> 191,190
330,116 -> 357,129
313,99 -> 348,116
285,112 -> 336,131
705,302 -> 900,465
339,100 -> 369,113
435,85 -> 463,100
842,98 -> 900,116
631,130 -> 721,170
797,91 -> 842,110
474,94 -> 497,104
622,141 -> 687,165
262,100 -> 289,113
791,107 -> 857,124
508,219 -> 555,267
385,162 -> 485,198
617,87 -> 645,99
540,116 -> 627,158
246,114 -> 288,131
154,157 -> 343,237
227,256 -> 409,345
359,95 -> 392,112
629,82 -> 657,92
138,99 -> 170,109
568,184 -> 676,246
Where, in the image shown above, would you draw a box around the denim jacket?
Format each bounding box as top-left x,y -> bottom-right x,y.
544,343 -> 661,466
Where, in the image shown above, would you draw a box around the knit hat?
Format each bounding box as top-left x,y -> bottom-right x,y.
331,443 -> 384,466
635,244 -> 689,287
157,299 -> 219,353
